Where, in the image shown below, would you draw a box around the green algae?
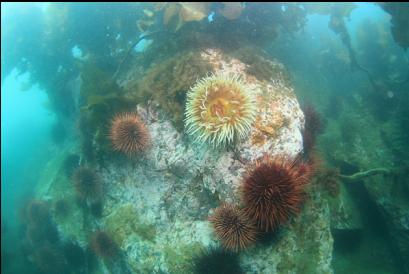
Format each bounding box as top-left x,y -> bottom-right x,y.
78,63 -> 138,162
105,204 -> 156,247
163,242 -> 203,274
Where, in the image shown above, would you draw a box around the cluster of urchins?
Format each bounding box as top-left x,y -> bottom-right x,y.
66,74 -> 322,261
105,109 -> 318,253
19,117 -> 317,273
17,199 -> 119,274
206,102 -> 322,252
101,76 -> 322,253
14,112 -> 146,273
209,155 -> 315,251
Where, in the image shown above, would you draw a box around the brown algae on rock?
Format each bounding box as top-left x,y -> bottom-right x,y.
104,204 -> 156,247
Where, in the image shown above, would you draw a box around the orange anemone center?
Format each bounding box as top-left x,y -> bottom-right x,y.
202,84 -> 244,127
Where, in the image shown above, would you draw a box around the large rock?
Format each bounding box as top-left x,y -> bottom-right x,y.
39,48 -> 334,273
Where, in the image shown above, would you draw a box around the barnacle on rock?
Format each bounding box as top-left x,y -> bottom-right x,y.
185,73 -> 257,147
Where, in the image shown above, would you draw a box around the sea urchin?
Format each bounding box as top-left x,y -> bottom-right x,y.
72,167 -> 102,202
242,155 -> 312,232
185,73 -> 256,147
25,200 -> 51,225
90,231 -> 118,260
209,203 -> 257,251
109,112 -> 150,156
193,246 -> 244,274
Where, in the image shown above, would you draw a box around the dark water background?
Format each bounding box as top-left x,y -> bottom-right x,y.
1,3 -> 408,274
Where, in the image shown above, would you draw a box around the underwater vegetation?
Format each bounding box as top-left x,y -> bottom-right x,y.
379,3 -> 409,49
209,203 -> 257,251
135,50 -> 212,131
78,63 -> 139,163
151,3 -> 244,32
242,155 -> 313,232
12,198 -> 91,274
109,112 -> 151,156
185,73 -> 257,147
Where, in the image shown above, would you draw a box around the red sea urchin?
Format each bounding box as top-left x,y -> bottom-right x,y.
25,200 -> 51,225
242,155 -> 313,232
72,167 -> 102,202
90,231 -> 118,260
109,112 -> 150,156
209,203 -> 257,251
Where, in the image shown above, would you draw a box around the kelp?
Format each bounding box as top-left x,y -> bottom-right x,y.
78,63 -> 137,163
379,3 -> 409,50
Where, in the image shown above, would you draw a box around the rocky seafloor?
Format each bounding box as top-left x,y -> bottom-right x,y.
36,48 -> 336,274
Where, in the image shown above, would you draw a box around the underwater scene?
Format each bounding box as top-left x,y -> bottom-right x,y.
1,2 -> 409,274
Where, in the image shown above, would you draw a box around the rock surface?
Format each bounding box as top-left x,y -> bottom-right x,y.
36,48 -> 334,273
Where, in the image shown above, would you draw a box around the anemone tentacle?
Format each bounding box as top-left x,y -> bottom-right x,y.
185,73 -> 257,147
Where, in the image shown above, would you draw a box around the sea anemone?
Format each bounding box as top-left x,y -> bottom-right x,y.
242,155 -> 312,232
90,231 -> 118,260
209,203 -> 257,251
185,73 -> 257,147
193,246 -> 244,274
109,112 -> 150,156
72,167 -> 102,202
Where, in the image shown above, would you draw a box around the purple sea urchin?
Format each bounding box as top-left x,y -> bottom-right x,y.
209,203 -> 257,251
185,73 -> 256,146
90,231 -> 118,259
109,112 -> 150,156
